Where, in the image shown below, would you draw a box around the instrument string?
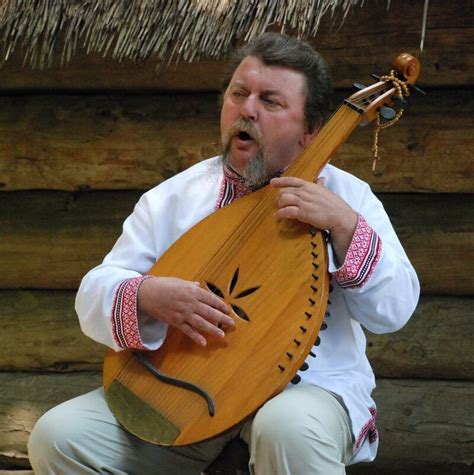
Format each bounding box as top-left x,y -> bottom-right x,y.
289,105 -> 360,179
197,105 -> 362,282
356,85 -> 392,107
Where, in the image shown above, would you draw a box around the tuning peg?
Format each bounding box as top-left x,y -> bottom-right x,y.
373,72 -> 426,94
410,83 -> 427,95
353,82 -> 366,90
379,107 -> 396,120
393,96 -> 409,108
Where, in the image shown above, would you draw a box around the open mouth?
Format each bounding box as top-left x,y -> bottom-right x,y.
237,131 -> 252,141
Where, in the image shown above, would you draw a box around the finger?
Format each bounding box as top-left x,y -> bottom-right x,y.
276,185 -> 304,196
277,191 -> 301,209
316,177 -> 326,186
179,322 -> 207,347
275,205 -> 301,221
270,176 -> 305,188
199,287 -> 231,314
188,314 -> 226,339
196,302 -> 235,328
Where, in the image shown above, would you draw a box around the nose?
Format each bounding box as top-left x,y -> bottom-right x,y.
240,94 -> 258,121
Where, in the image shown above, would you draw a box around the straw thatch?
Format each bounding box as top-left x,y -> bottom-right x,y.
0,0 -> 389,69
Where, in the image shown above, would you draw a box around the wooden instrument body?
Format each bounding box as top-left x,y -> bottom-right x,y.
104,183 -> 329,445
103,53 -> 421,446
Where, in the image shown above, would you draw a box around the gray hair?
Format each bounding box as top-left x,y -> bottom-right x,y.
221,32 -> 333,129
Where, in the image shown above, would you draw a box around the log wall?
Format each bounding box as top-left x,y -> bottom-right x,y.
0,1 -> 472,472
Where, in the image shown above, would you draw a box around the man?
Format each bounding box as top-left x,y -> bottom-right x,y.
28,32 -> 419,474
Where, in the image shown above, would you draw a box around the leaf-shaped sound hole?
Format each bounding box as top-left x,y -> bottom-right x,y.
205,282 -> 224,299
229,267 -> 239,294
235,286 -> 261,299
231,304 -> 249,322
205,268 -> 261,323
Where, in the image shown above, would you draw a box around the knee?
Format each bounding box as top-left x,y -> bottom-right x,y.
28,404 -> 77,470
28,408 -> 60,466
251,396 -> 307,447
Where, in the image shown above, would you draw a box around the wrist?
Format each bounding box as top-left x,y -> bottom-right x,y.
137,275 -> 158,319
330,209 -> 358,239
329,210 -> 358,265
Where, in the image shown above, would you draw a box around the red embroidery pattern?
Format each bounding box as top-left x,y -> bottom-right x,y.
214,164 -> 251,209
355,406 -> 378,449
111,275 -> 152,349
333,215 -> 381,289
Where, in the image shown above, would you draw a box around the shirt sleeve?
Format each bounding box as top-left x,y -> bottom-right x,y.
110,275 -> 156,350
328,182 -> 420,335
75,196 -> 168,351
332,214 -> 382,289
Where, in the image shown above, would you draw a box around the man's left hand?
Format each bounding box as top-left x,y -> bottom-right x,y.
270,176 -> 358,264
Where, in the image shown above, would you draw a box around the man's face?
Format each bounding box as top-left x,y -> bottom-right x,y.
220,55 -> 315,187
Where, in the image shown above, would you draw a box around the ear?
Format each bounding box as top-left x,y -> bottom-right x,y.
299,118 -> 322,148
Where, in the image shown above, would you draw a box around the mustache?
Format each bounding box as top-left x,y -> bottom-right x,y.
222,118 -> 264,150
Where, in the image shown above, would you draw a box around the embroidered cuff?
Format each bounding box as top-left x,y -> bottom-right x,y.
111,275 -> 153,350
355,407 -> 378,449
333,214 -> 382,289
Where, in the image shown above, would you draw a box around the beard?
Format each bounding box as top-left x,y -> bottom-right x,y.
221,118 -> 269,190
222,148 -> 267,190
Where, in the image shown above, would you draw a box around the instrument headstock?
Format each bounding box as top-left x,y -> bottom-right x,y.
393,53 -> 421,85
346,53 -> 421,124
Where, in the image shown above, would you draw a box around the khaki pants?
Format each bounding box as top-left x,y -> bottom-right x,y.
28,383 -> 353,474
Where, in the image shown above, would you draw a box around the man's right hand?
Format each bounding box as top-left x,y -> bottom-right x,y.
137,276 -> 234,347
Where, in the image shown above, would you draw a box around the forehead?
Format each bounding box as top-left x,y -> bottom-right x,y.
229,55 -> 307,97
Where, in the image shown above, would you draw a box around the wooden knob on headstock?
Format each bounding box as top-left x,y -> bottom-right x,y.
393,53 -> 420,85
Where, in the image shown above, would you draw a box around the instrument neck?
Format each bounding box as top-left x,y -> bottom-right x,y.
285,104 -> 362,181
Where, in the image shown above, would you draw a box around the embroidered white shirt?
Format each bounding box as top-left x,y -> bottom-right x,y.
76,156 -> 419,464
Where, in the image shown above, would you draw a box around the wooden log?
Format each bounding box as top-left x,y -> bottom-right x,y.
372,379 -> 474,467
366,296 -> 473,380
0,89 -> 472,193
381,193 -> 474,296
0,290 -> 104,372
0,374 -> 472,470
0,94 -> 221,192
0,372 -> 101,468
0,190 -> 140,290
332,90 -> 474,194
1,291 -> 472,381
0,1 -> 471,91
1,191 -> 472,293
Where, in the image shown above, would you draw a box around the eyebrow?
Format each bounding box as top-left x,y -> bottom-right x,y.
230,81 -> 286,98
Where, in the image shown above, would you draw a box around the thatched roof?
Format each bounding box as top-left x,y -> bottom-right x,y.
0,0 -> 388,69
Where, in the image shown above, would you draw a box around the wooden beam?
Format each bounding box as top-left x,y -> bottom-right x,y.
0,94 -> 221,192
1,373 -> 472,470
0,89 -> 472,193
0,372 -> 101,468
372,379 -> 474,467
366,296 -> 473,380
0,1 -> 471,91
332,90 -> 474,193
381,193 -> 474,296
1,192 -> 472,293
1,292 -> 472,381
0,191 -> 474,295
0,290 -> 104,372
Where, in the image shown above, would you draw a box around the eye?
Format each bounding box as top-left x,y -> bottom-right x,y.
262,96 -> 279,107
231,90 -> 246,101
